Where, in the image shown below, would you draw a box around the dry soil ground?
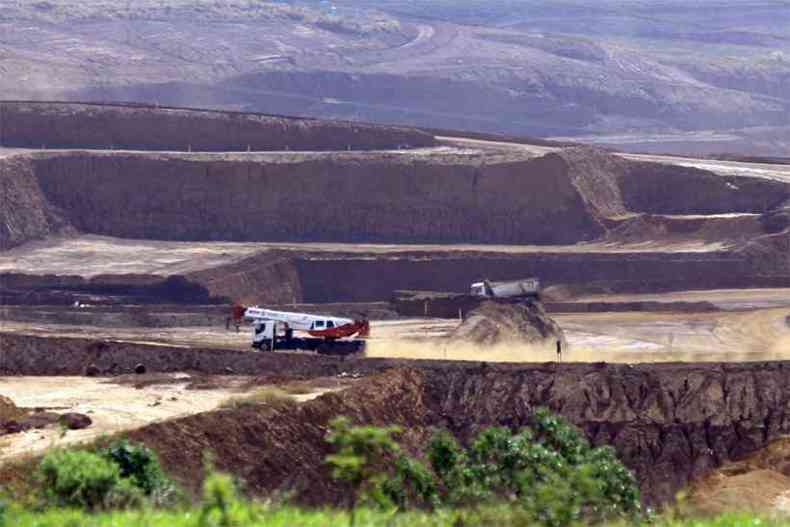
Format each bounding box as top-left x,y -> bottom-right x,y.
2,289 -> 788,363
0,373 -> 349,461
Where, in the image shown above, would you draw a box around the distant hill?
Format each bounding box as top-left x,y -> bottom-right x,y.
1,0 -> 789,156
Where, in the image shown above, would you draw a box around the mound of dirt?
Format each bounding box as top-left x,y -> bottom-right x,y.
450,300 -> 564,346
687,437 -> 790,516
0,395 -> 25,421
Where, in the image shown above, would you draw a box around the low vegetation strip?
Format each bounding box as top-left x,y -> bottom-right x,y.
6,508 -> 790,527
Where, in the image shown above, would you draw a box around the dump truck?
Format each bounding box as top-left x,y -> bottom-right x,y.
470,278 -> 540,299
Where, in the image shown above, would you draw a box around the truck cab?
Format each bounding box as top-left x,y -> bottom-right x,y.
470,281 -> 488,297
252,321 -> 275,350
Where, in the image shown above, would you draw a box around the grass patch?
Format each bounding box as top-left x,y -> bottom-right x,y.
219,387 -> 297,410
8,505 -> 790,527
279,381 -> 317,396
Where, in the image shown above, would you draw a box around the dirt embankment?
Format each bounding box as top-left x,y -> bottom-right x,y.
297,250 -> 790,303
9,247 -> 784,307
22,151 -> 603,245
0,333 -> 380,377
620,162 -> 788,215
0,156 -> 73,250
119,362 -> 790,507
0,102 -> 436,152
0,273 -> 218,306
1,139 -> 788,251
184,251 -> 303,305
2,243 -> 789,307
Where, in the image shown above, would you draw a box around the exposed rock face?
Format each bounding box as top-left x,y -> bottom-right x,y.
451,300 -> 565,346
0,102 -> 436,152
114,363 -> 790,507
0,156 -> 73,250
184,251 -> 303,305
5,333 -> 790,507
0,394 -> 25,421
1,110 -> 788,251
24,151 -> 603,245
620,162 -> 789,215
296,250 -> 790,303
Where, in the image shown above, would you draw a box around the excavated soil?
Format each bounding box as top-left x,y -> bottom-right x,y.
687,438 -> 790,516
0,395 -> 25,422
1,107 -> 787,253
451,300 -> 565,346
5,235 -> 788,307
106,361 -> 790,507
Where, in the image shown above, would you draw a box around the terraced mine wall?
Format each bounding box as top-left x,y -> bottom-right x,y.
0,273 -> 216,305
3,246 -> 789,306
3,333 -> 789,506
3,139 -> 789,251
7,148 -> 788,247
23,151 -> 604,245
0,102 -> 436,151
295,250 -> 790,303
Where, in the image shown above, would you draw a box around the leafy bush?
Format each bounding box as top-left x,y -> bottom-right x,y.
38,449 -> 123,510
421,408 -> 642,526
37,440 -> 179,511
327,408 -> 641,526
101,440 -> 180,506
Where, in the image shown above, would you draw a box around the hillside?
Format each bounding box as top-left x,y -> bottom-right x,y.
1,0 -> 789,155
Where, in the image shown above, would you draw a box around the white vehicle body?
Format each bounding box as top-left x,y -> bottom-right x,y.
470,278 -> 541,298
241,306 -> 368,351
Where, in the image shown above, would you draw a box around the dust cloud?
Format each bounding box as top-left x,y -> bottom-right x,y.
367,339 -> 606,363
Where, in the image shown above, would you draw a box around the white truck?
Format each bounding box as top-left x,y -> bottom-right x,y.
470,278 -> 541,299
231,305 -> 368,355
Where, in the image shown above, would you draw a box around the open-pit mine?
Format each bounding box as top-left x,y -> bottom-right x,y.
1,101 -> 789,511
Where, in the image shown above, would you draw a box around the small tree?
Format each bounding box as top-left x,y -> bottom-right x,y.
325,417 -> 402,511
102,439 -> 181,506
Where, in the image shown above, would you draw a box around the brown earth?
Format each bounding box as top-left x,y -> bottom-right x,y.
0,395 -> 25,422
16,149 -> 604,245
451,300 -> 565,346
2,241 -> 788,307
111,361 -> 790,507
5,333 -> 790,506
0,156 -> 73,250
1,113 -> 787,252
686,438 -> 790,516
0,102 -> 436,152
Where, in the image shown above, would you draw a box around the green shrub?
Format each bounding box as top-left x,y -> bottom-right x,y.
199,469 -> 259,527
326,416 -> 404,512
38,449 -> 122,510
101,439 -> 179,505
380,455 -> 438,509
328,408 -> 641,526
37,440 -> 180,511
